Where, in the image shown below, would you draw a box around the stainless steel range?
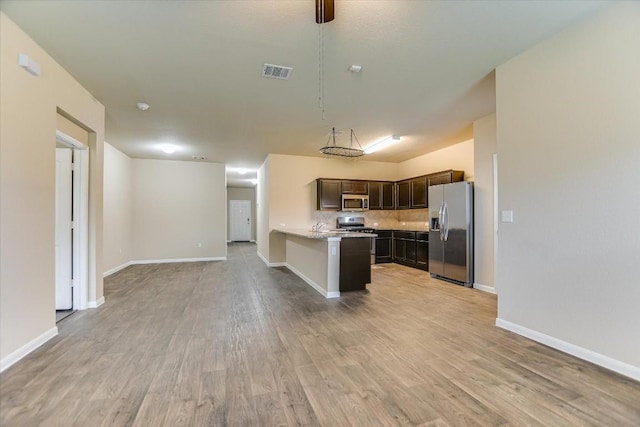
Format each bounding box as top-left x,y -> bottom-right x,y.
337,216 -> 376,264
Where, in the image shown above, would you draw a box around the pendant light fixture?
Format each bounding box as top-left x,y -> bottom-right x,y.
319,128 -> 365,158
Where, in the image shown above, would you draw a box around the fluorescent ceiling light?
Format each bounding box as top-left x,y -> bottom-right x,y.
364,135 -> 401,154
158,144 -> 179,154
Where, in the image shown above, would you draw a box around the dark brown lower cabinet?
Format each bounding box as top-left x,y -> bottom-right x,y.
393,231 -> 417,267
382,230 -> 429,271
374,230 -> 393,263
416,232 -> 429,270
339,238 -> 371,292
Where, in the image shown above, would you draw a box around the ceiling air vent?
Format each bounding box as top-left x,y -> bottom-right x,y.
262,63 -> 293,80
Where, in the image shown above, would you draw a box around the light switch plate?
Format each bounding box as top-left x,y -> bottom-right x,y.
501,210 -> 514,223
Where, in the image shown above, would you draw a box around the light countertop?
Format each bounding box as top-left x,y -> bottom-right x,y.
274,228 -> 377,240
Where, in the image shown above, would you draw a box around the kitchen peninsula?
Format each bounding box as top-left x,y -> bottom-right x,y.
274,228 -> 376,298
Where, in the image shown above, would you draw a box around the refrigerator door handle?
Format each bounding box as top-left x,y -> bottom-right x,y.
438,204 -> 445,241
443,202 -> 450,241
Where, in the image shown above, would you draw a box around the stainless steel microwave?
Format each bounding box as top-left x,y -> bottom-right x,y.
342,194 -> 369,211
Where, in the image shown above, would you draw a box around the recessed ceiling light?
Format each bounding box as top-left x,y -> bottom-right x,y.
136,102 -> 150,111
158,144 -> 179,154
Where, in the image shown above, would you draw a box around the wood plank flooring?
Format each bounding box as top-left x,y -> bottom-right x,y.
1,242 -> 639,426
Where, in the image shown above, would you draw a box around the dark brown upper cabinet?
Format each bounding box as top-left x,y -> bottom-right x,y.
410,176 -> 428,209
428,170 -> 464,186
341,180 -> 369,195
318,170 -> 463,211
368,181 -> 395,210
317,179 -> 341,210
396,180 -> 411,210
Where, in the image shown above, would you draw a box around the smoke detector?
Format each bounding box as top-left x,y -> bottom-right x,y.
262,64 -> 293,80
136,102 -> 150,111
349,65 -> 362,73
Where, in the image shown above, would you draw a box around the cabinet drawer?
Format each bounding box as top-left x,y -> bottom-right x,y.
342,180 -> 369,194
393,231 -> 416,240
416,232 -> 429,241
375,230 -> 393,238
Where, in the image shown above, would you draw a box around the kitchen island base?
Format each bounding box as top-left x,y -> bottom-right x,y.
274,229 -> 375,298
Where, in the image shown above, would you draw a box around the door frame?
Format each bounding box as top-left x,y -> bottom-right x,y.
493,153 -> 499,296
56,130 -> 89,310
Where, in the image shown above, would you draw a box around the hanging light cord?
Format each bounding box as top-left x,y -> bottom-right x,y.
318,1 -> 325,120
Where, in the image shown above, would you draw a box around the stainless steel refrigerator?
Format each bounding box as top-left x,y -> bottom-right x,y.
428,181 -> 473,286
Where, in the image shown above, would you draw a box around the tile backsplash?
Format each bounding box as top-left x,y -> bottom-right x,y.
314,209 -> 429,231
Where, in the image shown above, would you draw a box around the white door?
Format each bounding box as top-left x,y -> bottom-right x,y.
55,148 -> 73,310
230,200 -> 252,241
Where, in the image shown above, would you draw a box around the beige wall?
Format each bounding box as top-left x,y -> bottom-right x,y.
227,187 -> 257,241
132,159 -> 227,261
473,114 -> 497,289
57,113 -> 89,145
103,143 -> 133,273
0,13 -> 105,362
398,139 -> 474,181
496,2 -> 640,370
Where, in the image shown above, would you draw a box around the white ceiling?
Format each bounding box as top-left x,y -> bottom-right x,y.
1,0 -> 611,187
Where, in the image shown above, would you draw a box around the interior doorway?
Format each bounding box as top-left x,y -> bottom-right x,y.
55,130 -> 89,320
55,147 -> 73,313
229,200 -> 252,241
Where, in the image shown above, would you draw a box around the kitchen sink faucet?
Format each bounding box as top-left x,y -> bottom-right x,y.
312,222 -> 326,232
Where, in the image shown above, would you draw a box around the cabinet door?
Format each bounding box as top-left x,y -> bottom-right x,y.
342,180 -> 368,194
396,181 -> 410,209
368,182 -> 382,210
411,177 -> 428,208
375,237 -> 392,263
405,239 -> 417,263
382,182 -> 395,209
393,238 -> 406,261
317,179 -> 341,210
416,240 -> 429,267
428,172 -> 451,186
428,170 -> 464,186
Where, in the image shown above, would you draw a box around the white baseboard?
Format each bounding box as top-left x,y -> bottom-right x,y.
496,318 -> 640,382
88,296 -> 105,308
473,282 -> 496,294
131,257 -> 227,264
257,251 -> 286,267
285,263 -> 340,299
0,326 -> 58,373
103,261 -> 133,277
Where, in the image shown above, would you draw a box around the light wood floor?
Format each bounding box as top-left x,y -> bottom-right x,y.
2,242 -> 639,426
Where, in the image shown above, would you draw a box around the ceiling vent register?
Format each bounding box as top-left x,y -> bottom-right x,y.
262,64 -> 293,80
